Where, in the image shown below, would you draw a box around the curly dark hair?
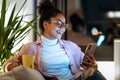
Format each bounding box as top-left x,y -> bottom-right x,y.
37,0 -> 64,33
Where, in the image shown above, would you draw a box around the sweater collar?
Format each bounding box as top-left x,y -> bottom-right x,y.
35,36 -> 65,48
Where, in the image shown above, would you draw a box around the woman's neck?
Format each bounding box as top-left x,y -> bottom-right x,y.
41,35 -> 58,46
43,33 -> 56,40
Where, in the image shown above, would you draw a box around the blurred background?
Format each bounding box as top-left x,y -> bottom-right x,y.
1,0 -> 120,80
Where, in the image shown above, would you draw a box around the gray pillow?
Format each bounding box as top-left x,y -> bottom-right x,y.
0,66 -> 45,80
0,76 -> 16,80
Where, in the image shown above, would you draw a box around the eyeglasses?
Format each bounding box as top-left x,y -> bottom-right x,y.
48,20 -> 68,29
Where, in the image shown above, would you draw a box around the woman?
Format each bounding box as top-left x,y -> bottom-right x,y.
2,0 -> 105,80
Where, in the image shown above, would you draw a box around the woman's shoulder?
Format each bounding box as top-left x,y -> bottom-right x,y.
19,42 -> 40,55
22,42 -> 37,49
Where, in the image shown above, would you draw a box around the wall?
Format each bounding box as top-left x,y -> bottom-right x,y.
0,0 -> 35,52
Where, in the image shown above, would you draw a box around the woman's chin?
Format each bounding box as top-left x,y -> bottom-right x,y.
56,35 -> 62,39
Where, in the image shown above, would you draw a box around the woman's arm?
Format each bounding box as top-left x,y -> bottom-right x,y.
2,43 -> 35,72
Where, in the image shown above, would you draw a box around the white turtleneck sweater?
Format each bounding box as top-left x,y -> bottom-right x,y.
40,35 -> 74,80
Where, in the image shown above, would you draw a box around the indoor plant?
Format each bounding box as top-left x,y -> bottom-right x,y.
0,0 -> 38,67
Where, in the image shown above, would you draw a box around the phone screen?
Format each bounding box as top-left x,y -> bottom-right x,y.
85,43 -> 97,55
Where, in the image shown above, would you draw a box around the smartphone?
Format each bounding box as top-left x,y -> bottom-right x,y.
85,43 -> 97,55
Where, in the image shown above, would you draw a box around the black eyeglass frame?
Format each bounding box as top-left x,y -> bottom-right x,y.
48,20 -> 69,29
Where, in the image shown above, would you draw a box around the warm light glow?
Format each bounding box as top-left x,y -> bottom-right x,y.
116,24 -> 120,27
91,27 -> 102,35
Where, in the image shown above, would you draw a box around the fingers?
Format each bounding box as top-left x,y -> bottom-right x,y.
88,54 -> 96,62
82,61 -> 97,71
82,53 -> 97,70
83,54 -> 96,63
82,61 -> 94,67
83,67 -> 95,79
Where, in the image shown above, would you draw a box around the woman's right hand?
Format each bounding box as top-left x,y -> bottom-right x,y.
82,53 -> 97,70
81,52 -> 98,79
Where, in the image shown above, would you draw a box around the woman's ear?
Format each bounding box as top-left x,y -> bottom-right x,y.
43,21 -> 48,29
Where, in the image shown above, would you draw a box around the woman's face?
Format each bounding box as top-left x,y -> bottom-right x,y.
43,14 -> 66,39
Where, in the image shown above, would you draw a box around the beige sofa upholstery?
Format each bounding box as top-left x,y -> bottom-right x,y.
0,66 -> 45,80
